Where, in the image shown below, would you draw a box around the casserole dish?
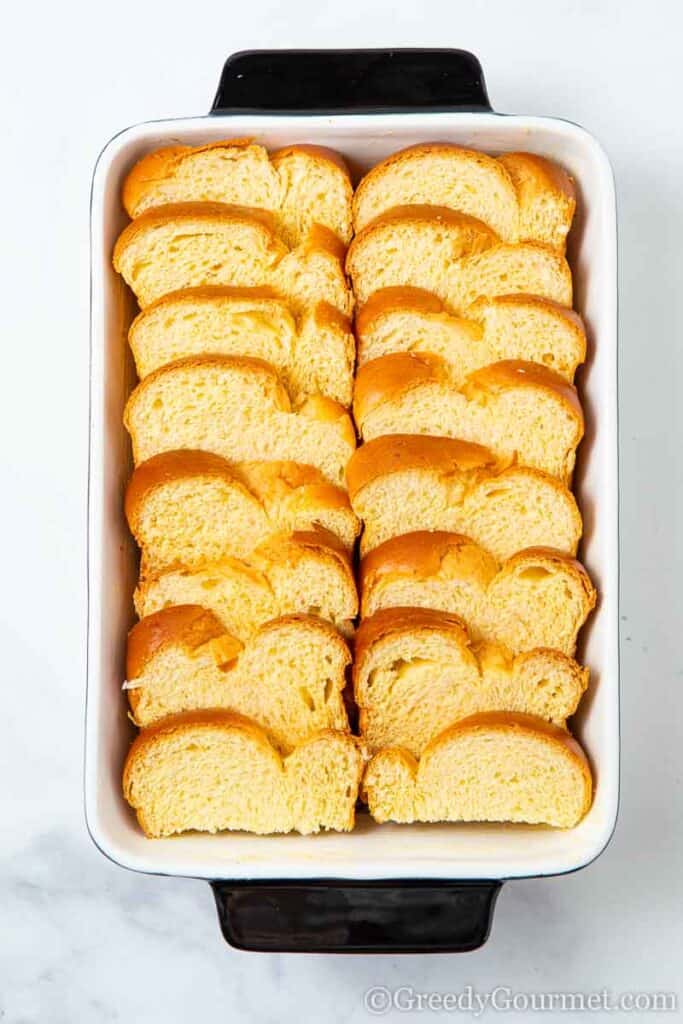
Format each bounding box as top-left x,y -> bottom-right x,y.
86,48 -> 619,952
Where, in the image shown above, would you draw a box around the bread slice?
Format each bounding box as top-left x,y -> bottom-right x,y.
353,354 -> 583,483
354,607 -> 588,755
352,144 -> 575,250
346,435 -> 582,559
356,287 -> 586,384
123,356 -> 356,485
122,139 -> 353,246
360,532 -> 596,656
113,203 -> 352,314
346,206 -> 573,311
134,529 -> 358,640
125,605 -> 350,742
129,286 -> 355,406
363,711 -> 593,827
126,451 -> 360,576
123,710 -> 363,836
498,152 -> 577,252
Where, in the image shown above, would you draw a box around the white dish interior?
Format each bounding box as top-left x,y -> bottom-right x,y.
87,112 -> 618,880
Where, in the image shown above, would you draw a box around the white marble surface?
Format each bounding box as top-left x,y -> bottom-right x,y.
2,1 -> 682,1020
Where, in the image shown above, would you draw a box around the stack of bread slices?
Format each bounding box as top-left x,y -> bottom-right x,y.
114,138 -> 596,840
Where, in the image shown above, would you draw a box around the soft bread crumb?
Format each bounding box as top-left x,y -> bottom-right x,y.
363,712 -> 592,828
123,711 -> 363,837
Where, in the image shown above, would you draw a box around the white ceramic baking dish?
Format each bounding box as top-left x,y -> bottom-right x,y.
86,49 -> 619,952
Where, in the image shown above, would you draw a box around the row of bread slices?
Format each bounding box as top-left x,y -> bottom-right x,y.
118,142 -> 358,839
116,138 -> 594,837
344,141 -> 595,832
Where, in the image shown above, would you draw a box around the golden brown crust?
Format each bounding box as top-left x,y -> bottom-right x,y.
312,301 -> 353,335
125,450 -> 247,531
122,146 -> 194,216
286,526 -> 353,563
353,606 -> 470,677
113,201 -> 280,270
360,531 -> 478,593
463,359 -> 584,425
352,352 -> 448,426
498,152 -> 576,204
299,223 -> 347,263
270,143 -> 352,180
234,461 -> 356,518
355,286 -> 447,334
295,394 -> 357,451
254,612 -> 352,664
345,434 -> 498,501
131,284 -> 284,325
126,605 -> 226,680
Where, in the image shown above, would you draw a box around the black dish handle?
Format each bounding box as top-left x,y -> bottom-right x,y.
212,880 -> 502,953
211,48 -> 491,114
209,48 -> 499,954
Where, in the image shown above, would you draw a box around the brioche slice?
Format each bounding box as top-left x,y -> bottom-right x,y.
354,608 -> 588,756
134,529 -> 358,640
129,286 -> 355,405
123,356 -> 356,485
126,451 -> 360,576
363,711 -> 593,827
356,288 -> 586,383
123,710 -> 363,836
113,203 -> 352,314
498,152 -> 576,252
360,532 -> 596,656
352,144 -> 575,250
125,606 -> 350,743
347,435 -> 582,559
346,206 -> 572,311
122,139 -> 353,246
354,354 -> 583,483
